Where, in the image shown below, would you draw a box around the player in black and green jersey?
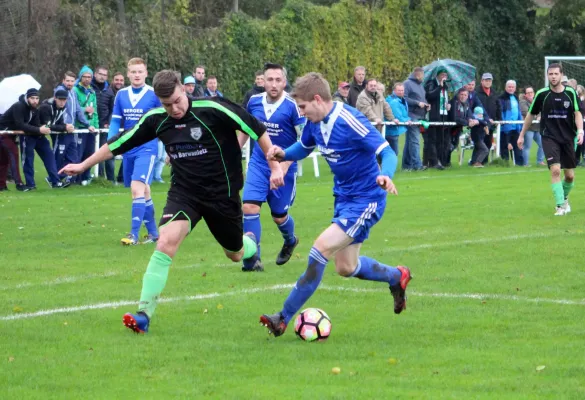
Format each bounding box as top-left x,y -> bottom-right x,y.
59,70 -> 285,333
518,63 -> 584,216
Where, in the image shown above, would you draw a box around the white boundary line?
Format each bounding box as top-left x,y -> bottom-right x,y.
1,231 -> 578,293
1,283 -> 583,322
0,169 -> 544,200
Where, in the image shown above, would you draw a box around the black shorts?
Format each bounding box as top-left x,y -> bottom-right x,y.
542,136 -> 577,169
159,190 -> 243,252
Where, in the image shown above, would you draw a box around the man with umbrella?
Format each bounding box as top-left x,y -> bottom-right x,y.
424,67 -> 451,169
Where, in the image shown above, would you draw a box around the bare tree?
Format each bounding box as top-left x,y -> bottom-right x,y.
232,0 -> 238,12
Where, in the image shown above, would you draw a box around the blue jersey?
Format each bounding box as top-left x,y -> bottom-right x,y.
111,85 -> 162,156
247,92 -> 306,170
300,102 -> 389,201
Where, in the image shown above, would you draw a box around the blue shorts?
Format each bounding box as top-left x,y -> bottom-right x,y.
242,162 -> 297,216
332,198 -> 386,244
123,153 -> 156,188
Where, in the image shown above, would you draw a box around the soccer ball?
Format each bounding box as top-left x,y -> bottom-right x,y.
294,308 -> 332,342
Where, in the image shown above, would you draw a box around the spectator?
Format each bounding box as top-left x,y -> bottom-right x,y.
204,76 -> 223,97
498,80 -> 523,165
474,72 -> 502,165
73,66 -> 100,185
54,71 -> 94,178
567,79 -> 578,90
5,88 -> 68,189
356,78 -> 397,134
192,65 -> 206,97
464,80 -> 484,111
425,68 -> 451,169
449,89 -> 473,164
242,70 -> 265,108
469,107 -> 491,168
184,76 -> 196,97
110,71 -> 125,184
519,86 -> 545,166
385,82 -> 410,156
402,67 -> 428,171
92,65 -> 116,182
332,81 -> 350,104
347,66 -> 366,107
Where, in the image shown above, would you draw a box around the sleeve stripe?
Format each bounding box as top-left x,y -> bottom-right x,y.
108,107 -> 165,152
340,109 -> 369,137
112,115 -> 122,119
375,141 -> 389,155
191,100 -> 260,140
300,139 -> 316,149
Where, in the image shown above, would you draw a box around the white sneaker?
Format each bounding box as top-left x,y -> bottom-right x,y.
554,206 -> 567,216
563,200 -> 571,213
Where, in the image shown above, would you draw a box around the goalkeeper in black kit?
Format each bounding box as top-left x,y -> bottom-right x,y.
59,70 -> 285,333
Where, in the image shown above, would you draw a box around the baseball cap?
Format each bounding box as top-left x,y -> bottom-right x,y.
184,76 -> 196,85
54,89 -> 68,99
338,81 -> 350,89
481,73 -> 493,80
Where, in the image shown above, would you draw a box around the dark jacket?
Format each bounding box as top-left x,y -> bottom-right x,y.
347,78 -> 366,108
403,73 -> 427,120
332,91 -> 349,104
242,85 -> 265,108
0,94 -> 41,134
38,99 -> 67,132
475,87 -> 502,123
425,79 -> 449,121
449,97 -> 472,136
194,80 -> 205,98
467,91 -> 484,113
91,79 -> 115,128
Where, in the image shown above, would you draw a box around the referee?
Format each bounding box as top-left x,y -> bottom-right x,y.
518,63 -> 584,216
59,70 -> 285,333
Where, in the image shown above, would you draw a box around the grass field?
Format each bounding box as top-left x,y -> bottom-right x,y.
2,156 -> 585,399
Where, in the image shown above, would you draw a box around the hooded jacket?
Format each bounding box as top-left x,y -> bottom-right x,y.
348,78 -> 366,108
385,93 -> 409,136
73,82 -> 99,129
403,73 -> 427,120
0,94 -> 42,134
38,99 -> 67,132
356,89 -> 395,133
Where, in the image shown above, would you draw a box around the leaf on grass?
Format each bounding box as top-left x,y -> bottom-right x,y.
203,309 -> 208,314
217,304 -> 223,310
331,367 -> 341,374
18,227 -> 24,230
202,272 -> 207,277
12,306 -> 23,313
536,365 -> 546,372
63,322 -> 68,326
388,358 -> 398,365
8,356 -> 14,362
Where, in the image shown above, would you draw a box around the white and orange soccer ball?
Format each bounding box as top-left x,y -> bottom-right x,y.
294,308 -> 332,342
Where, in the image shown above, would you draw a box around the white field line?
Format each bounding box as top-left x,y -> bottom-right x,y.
0,168 -> 544,200
1,283 -> 583,322
1,231 -> 577,293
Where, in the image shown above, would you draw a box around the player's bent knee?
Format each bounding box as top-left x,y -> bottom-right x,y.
155,235 -> 179,258
224,249 -> 243,262
243,201 -> 261,214
272,212 -> 288,225
335,261 -> 356,277
131,181 -> 147,198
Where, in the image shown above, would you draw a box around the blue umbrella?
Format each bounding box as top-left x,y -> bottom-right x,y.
423,59 -> 476,93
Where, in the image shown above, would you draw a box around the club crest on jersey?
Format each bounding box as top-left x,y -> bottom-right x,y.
190,126 -> 203,141
564,101 -> 570,108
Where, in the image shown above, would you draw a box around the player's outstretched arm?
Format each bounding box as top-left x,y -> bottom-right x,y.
281,142 -> 313,162
257,133 -> 285,189
59,143 -> 114,176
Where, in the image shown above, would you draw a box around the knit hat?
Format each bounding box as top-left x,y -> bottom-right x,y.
26,88 -> 39,98
436,67 -> 448,76
78,65 -> 94,79
55,89 -> 68,99
474,106 -> 484,115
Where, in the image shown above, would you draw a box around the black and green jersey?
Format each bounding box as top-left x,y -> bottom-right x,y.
107,97 -> 266,199
529,86 -> 581,143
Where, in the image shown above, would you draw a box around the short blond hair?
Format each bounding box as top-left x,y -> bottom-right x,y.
291,72 -> 332,102
127,57 -> 147,68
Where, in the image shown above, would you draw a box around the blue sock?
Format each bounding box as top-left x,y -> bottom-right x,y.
131,197 -> 146,239
281,247 -> 328,324
143,199 -> 159,237
277,215 -> 296,245
243,213 -> 261,269
351,256 -> 401,286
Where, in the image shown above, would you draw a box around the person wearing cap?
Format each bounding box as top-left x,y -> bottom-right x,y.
183,75 -> 196,97
332,81 -> 350,104
424,67 -> 451,169
0,88 -> 49,191
474,72 -> 502,165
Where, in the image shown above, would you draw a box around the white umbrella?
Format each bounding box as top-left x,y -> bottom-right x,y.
0,74 -> 42,114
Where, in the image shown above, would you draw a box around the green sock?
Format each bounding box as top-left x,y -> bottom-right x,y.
552,182 -> 564,206
138,250 -> 172,318
242,234 -> 258,259
562,180 -> 574,200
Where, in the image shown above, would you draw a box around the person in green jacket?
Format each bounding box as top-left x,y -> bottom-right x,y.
73,65 -> 99,185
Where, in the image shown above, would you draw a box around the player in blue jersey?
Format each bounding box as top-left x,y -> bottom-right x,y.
241,63 -> 306,272
107,57 -> 162,245
259,72 -> 412,337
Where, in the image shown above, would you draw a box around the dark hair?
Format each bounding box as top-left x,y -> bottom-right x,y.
548,63 -> 563,74
413,67 -> 424,74
153,70 -> 182,98
95,65 -> 108,73
207,75 -> 217,80
524,86 -> 534,94
194,65 -> 205,73
264,62 -> 287,79
255,70 -> 264,77
113,71 -> 124,78
64,71 -> 76,79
